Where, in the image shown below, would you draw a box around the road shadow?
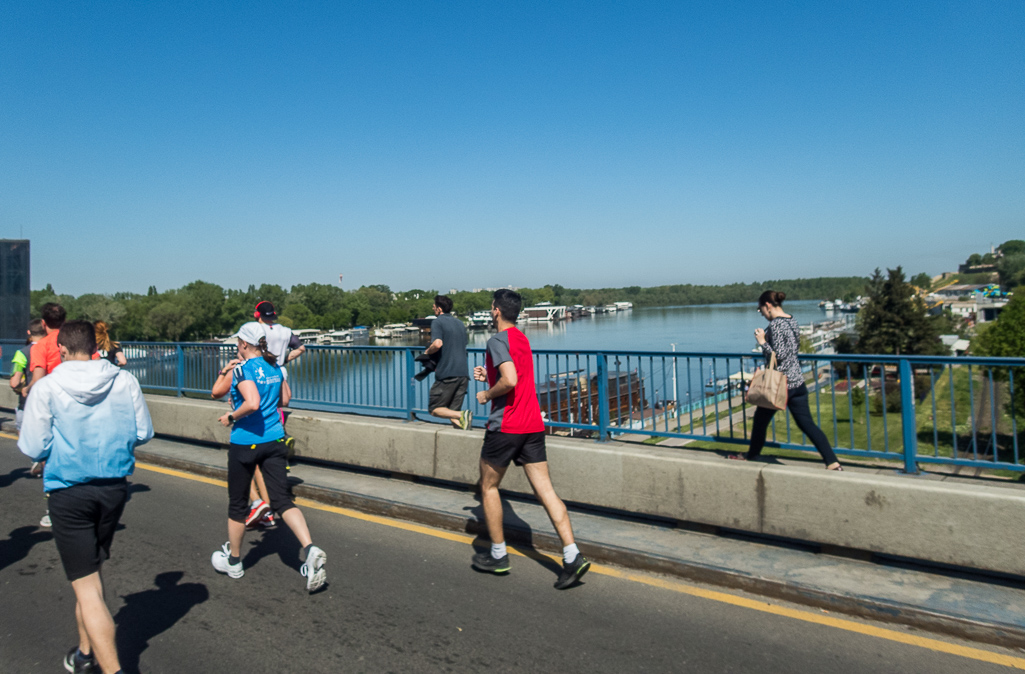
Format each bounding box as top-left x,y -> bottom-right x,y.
0,525 -> 52,572
126,482 -> 151,501
0,466 -> 31,489
463,492 -> 562,576
241,525 -> 303,574
114,571 -> 209,674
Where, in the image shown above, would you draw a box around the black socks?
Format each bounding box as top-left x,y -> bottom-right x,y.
229,555 -> 240,565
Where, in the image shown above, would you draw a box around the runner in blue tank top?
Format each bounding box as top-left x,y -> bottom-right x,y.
209,322 -> 327,592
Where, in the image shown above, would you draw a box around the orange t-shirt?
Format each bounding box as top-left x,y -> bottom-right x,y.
28,329 -> 100,373
29,330 -> 61,374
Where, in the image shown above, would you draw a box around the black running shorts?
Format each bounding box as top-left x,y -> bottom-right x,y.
48,479 -> 129,582
227,439 -> 295,523
480,431 -> 547,468
428,377 -> 468,412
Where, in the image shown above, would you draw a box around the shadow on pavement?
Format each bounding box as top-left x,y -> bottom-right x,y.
242,525 -> 302,573
0,466 -> 32,489
114,571 -> 209,674
464,493 -> 562,576
0,525 -> 52,572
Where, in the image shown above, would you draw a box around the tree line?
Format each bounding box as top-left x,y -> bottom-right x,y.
30,276 -> 869,342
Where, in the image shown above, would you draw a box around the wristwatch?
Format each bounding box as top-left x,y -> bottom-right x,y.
227,413 -> 235,425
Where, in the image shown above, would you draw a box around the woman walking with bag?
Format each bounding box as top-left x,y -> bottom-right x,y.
729,291 -> 843,470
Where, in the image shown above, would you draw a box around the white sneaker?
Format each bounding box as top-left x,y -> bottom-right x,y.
301,545 -> 327,593
30,462 -> 43,477
211,542 -> 244,579
39,513 -> 51,528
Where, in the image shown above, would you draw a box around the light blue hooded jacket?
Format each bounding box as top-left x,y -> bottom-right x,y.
18,359 -> 154,492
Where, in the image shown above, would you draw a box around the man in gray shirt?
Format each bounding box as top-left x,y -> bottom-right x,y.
424,295 -> 471,429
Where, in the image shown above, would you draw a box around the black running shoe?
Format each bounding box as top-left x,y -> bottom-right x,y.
472,551 -> 511,574
554,553 -> 591,590
64,646 -> 97,673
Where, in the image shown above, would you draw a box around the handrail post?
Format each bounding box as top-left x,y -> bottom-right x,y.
899,358 -> 918,474
405,348 -> 416,422
596,352 -> 610,442
176,345 -> 185,397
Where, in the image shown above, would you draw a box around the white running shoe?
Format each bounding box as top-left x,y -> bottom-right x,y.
301,545 -> 327,593
30,462 -> 43,476
211,542 -> 244,579
39,513 -> 51,528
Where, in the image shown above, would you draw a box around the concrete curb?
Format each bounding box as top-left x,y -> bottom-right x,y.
134,446 -> 1025,650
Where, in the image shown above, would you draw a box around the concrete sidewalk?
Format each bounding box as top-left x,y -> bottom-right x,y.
119,434 -> 1025,649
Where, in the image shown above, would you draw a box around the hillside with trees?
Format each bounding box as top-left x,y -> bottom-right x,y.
31,276 -> 869,342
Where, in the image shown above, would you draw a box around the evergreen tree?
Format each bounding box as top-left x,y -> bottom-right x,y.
856,267 -> 945,356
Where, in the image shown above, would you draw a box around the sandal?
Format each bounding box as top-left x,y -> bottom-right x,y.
827,463 -> 844,471
726,454 -> 748,461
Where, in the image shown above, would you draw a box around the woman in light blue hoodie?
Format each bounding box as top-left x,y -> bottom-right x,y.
18,320 -> 153,674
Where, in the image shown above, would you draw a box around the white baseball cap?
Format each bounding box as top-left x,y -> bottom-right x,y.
232,322 -> 266,346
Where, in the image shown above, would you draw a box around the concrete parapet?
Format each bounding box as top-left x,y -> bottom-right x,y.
3,389 -> 1023,578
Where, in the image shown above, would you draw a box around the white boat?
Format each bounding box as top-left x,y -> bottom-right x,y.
613,301 -> 633,310
523,303 -> 567,322
604,304 -> 618,313
375,323 -> 408,338
292,329 -> 321,344
467,312 -> 492,329
317,330 -> 353,345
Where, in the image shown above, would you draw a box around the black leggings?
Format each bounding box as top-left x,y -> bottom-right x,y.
227,439 -> 295,523
747,384 -> 839,466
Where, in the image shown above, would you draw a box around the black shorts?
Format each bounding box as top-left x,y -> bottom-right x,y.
227,439 -> 295,523
428,377 -> 468,412
48,479 -> 128,582
480,431 -> 547,468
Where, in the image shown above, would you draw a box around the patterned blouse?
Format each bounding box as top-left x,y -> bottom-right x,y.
760,316 -> 804,390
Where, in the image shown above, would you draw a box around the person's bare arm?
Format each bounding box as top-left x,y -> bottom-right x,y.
219,380 -> 260,426
284,345 -> 306,364
211,359 -> 240,398
424,339 -> 443,355
476,361 -> 517,405
9,372 -> 23,390
115,351 -> 127,366
280,378 -> 292,407
23,366 -> 45,397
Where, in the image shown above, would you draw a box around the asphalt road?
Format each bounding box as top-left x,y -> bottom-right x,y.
0,435 -> 1020,674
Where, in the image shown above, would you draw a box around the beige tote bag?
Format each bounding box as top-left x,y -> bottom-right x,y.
745,352 -> 788,410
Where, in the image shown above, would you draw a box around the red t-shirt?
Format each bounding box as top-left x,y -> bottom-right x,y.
485,327 -> 544,433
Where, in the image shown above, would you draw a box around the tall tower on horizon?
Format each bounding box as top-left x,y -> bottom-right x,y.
0,240 -> 30,342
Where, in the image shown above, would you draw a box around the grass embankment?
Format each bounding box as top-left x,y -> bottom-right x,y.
650,365 -> 1023,476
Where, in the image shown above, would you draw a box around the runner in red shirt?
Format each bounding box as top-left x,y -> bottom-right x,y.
470,289 -> 591,589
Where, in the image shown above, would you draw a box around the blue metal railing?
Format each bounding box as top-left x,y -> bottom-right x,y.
2,339 -> 1022,473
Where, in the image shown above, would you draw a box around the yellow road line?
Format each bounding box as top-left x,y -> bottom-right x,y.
133,461 -> 1025,669
0,432 -> 20,440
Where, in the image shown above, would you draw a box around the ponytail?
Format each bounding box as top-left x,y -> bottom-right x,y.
257,336 -> 277,366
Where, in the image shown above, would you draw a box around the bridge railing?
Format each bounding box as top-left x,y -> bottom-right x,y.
1,339 -> 1022,473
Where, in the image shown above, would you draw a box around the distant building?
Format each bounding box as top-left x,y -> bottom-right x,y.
940,335 -> 970,356
0,240 -> 30,341
934,284 -> 988,298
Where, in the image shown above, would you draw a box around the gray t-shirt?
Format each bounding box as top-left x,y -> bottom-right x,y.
431,313 -> 469,380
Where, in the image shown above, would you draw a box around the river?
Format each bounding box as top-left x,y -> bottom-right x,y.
378,300 -> 834,354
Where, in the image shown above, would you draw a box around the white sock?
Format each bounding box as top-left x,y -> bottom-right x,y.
563,544 -> 579,564
491,542 -> 507,559
251,499 -> 261,509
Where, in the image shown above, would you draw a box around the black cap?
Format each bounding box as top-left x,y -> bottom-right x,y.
255,301 -> 277,318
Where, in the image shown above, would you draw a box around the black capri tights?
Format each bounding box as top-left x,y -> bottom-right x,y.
747,384 -> 839,466
227,439 -> 296,523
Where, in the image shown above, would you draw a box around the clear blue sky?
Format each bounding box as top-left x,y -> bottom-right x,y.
2,1 -> 1022,296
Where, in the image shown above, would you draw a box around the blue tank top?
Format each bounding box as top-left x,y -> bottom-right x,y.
230,357 -> 285,445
